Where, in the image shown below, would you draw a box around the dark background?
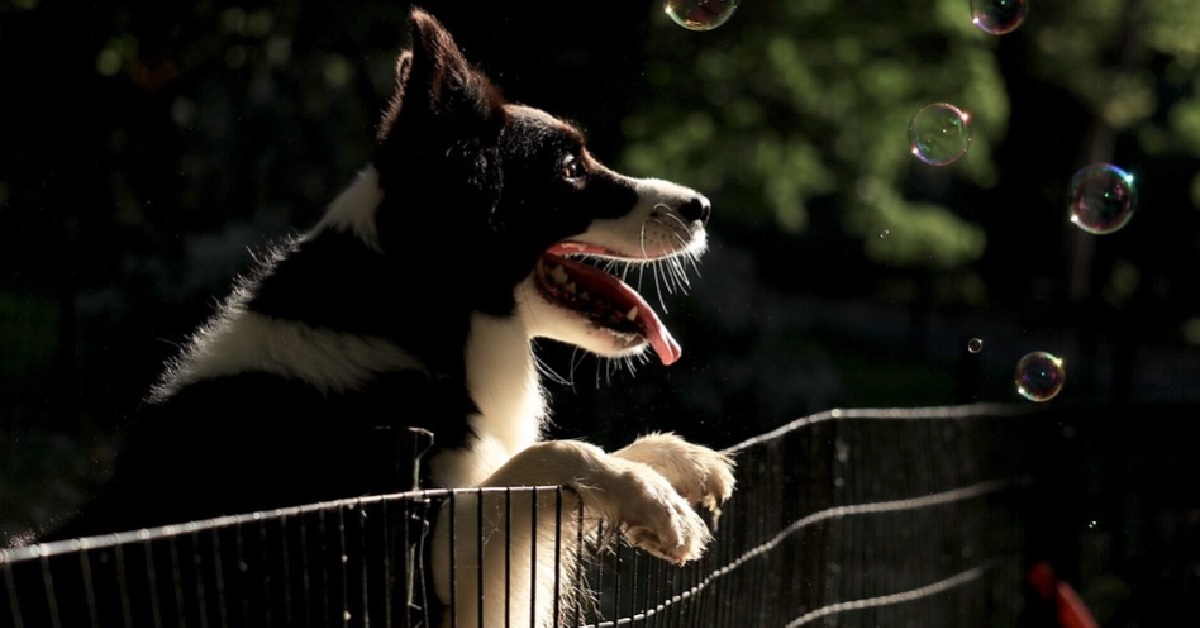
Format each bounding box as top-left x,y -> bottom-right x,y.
2,0 -> 1199,624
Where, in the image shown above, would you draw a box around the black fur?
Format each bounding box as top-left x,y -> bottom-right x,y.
39,4 -> 650,542
43,371 -> 474,542
3,7 -> 681,628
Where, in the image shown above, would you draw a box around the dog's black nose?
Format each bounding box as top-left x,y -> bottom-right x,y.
678,195 -> 711,224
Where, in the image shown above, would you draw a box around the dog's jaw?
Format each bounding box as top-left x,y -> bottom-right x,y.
517,275 -> 655,361
518,175 -> 709,366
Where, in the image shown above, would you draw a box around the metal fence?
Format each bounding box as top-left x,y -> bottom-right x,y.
2,403 -> 1040,627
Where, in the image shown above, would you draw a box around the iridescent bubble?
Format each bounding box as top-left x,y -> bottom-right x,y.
665,0 -> 741,31
1067,164 -> 1138,235
970,0 -> 1028,35
909,103 -> 973,166
967,338 -> 984,353
1015,351 -> 1065,402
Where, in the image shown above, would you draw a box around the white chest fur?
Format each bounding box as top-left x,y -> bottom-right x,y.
429,312 -> 546,488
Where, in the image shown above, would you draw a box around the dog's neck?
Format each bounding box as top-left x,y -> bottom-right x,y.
429,311 -> 546,487
465,312 -> 545,445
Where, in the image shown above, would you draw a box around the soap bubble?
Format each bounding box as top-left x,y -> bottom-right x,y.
967,338 -> 984,353
1067,164 -> 1138,235
665,0 -> 740,31
909,103 -> 973,166
970,0 -> 1028,35
1015,351 -> 1065,402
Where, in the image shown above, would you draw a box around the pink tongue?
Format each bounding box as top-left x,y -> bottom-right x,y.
630,289 -> 682,366
549,248 -> 682,366
654,324 -> 682,365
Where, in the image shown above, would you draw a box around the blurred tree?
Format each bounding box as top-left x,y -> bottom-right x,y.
621,0 -> 1003,271
1013,0 -> 1200,306
616,0 -> 1200,408
620,0 -> 1200,290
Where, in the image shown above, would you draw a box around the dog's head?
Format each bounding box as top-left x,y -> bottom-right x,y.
365,8 -> 709,366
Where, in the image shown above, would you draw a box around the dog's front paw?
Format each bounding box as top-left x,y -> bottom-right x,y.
615,432 -> 736,516
611,463 -> 712,565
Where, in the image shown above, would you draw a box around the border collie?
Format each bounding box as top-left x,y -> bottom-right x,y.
19,7 -> 733,627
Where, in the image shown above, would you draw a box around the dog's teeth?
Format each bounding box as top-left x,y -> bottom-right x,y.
550,265 -> 568,284
565,282 -> 577,294
626,306 -> 638,321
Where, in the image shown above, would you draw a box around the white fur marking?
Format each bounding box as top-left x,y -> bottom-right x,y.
314,166 -> 385,250
578,177 -> 708,260
160,310 -> 424,396
430,312 -> 546,488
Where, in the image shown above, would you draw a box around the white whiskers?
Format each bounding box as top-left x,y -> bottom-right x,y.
549,206 -> 703,386
533,347 -> 570,387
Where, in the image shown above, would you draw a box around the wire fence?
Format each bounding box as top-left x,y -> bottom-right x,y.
2,403 -> 1041,627
579,404 -> 1037,628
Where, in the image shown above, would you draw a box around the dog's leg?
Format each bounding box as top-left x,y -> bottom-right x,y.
432,439 -> 718,628
430,484 -> 577,628
613,432 -> 736,519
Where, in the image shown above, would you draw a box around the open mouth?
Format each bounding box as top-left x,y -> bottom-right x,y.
534,242 -> 683,365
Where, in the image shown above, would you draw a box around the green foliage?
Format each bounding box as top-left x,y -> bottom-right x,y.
622,0 -> 1200,270
622,0 -> 1005,269
1008,0 -> 1200,249
1029,0 -> 1187,132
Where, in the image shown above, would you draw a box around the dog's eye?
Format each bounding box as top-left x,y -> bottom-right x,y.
559,154 -> 585,182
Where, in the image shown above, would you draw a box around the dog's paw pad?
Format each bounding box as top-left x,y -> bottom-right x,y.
626,524 -> 700,565
626,525 -> 672,559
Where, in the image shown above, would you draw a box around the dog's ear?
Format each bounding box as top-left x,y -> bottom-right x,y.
377,8 -> 503,142
373,8 -> 505,253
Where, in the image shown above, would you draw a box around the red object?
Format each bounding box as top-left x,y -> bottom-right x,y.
1055,581 -> 1098,628
1026,562 -> 1099,628
1027,561 -> 1057,600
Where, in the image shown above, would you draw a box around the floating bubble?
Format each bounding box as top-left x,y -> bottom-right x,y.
1015,351 -> 1065,402
1067,164 -> 1138,235
665,0 -> 740,31
967,338 -> 984,353
970,0 -> 1028,35
909,103 -> 973,166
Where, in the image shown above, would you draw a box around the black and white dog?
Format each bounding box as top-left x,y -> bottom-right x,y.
30,7 -> 734,627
